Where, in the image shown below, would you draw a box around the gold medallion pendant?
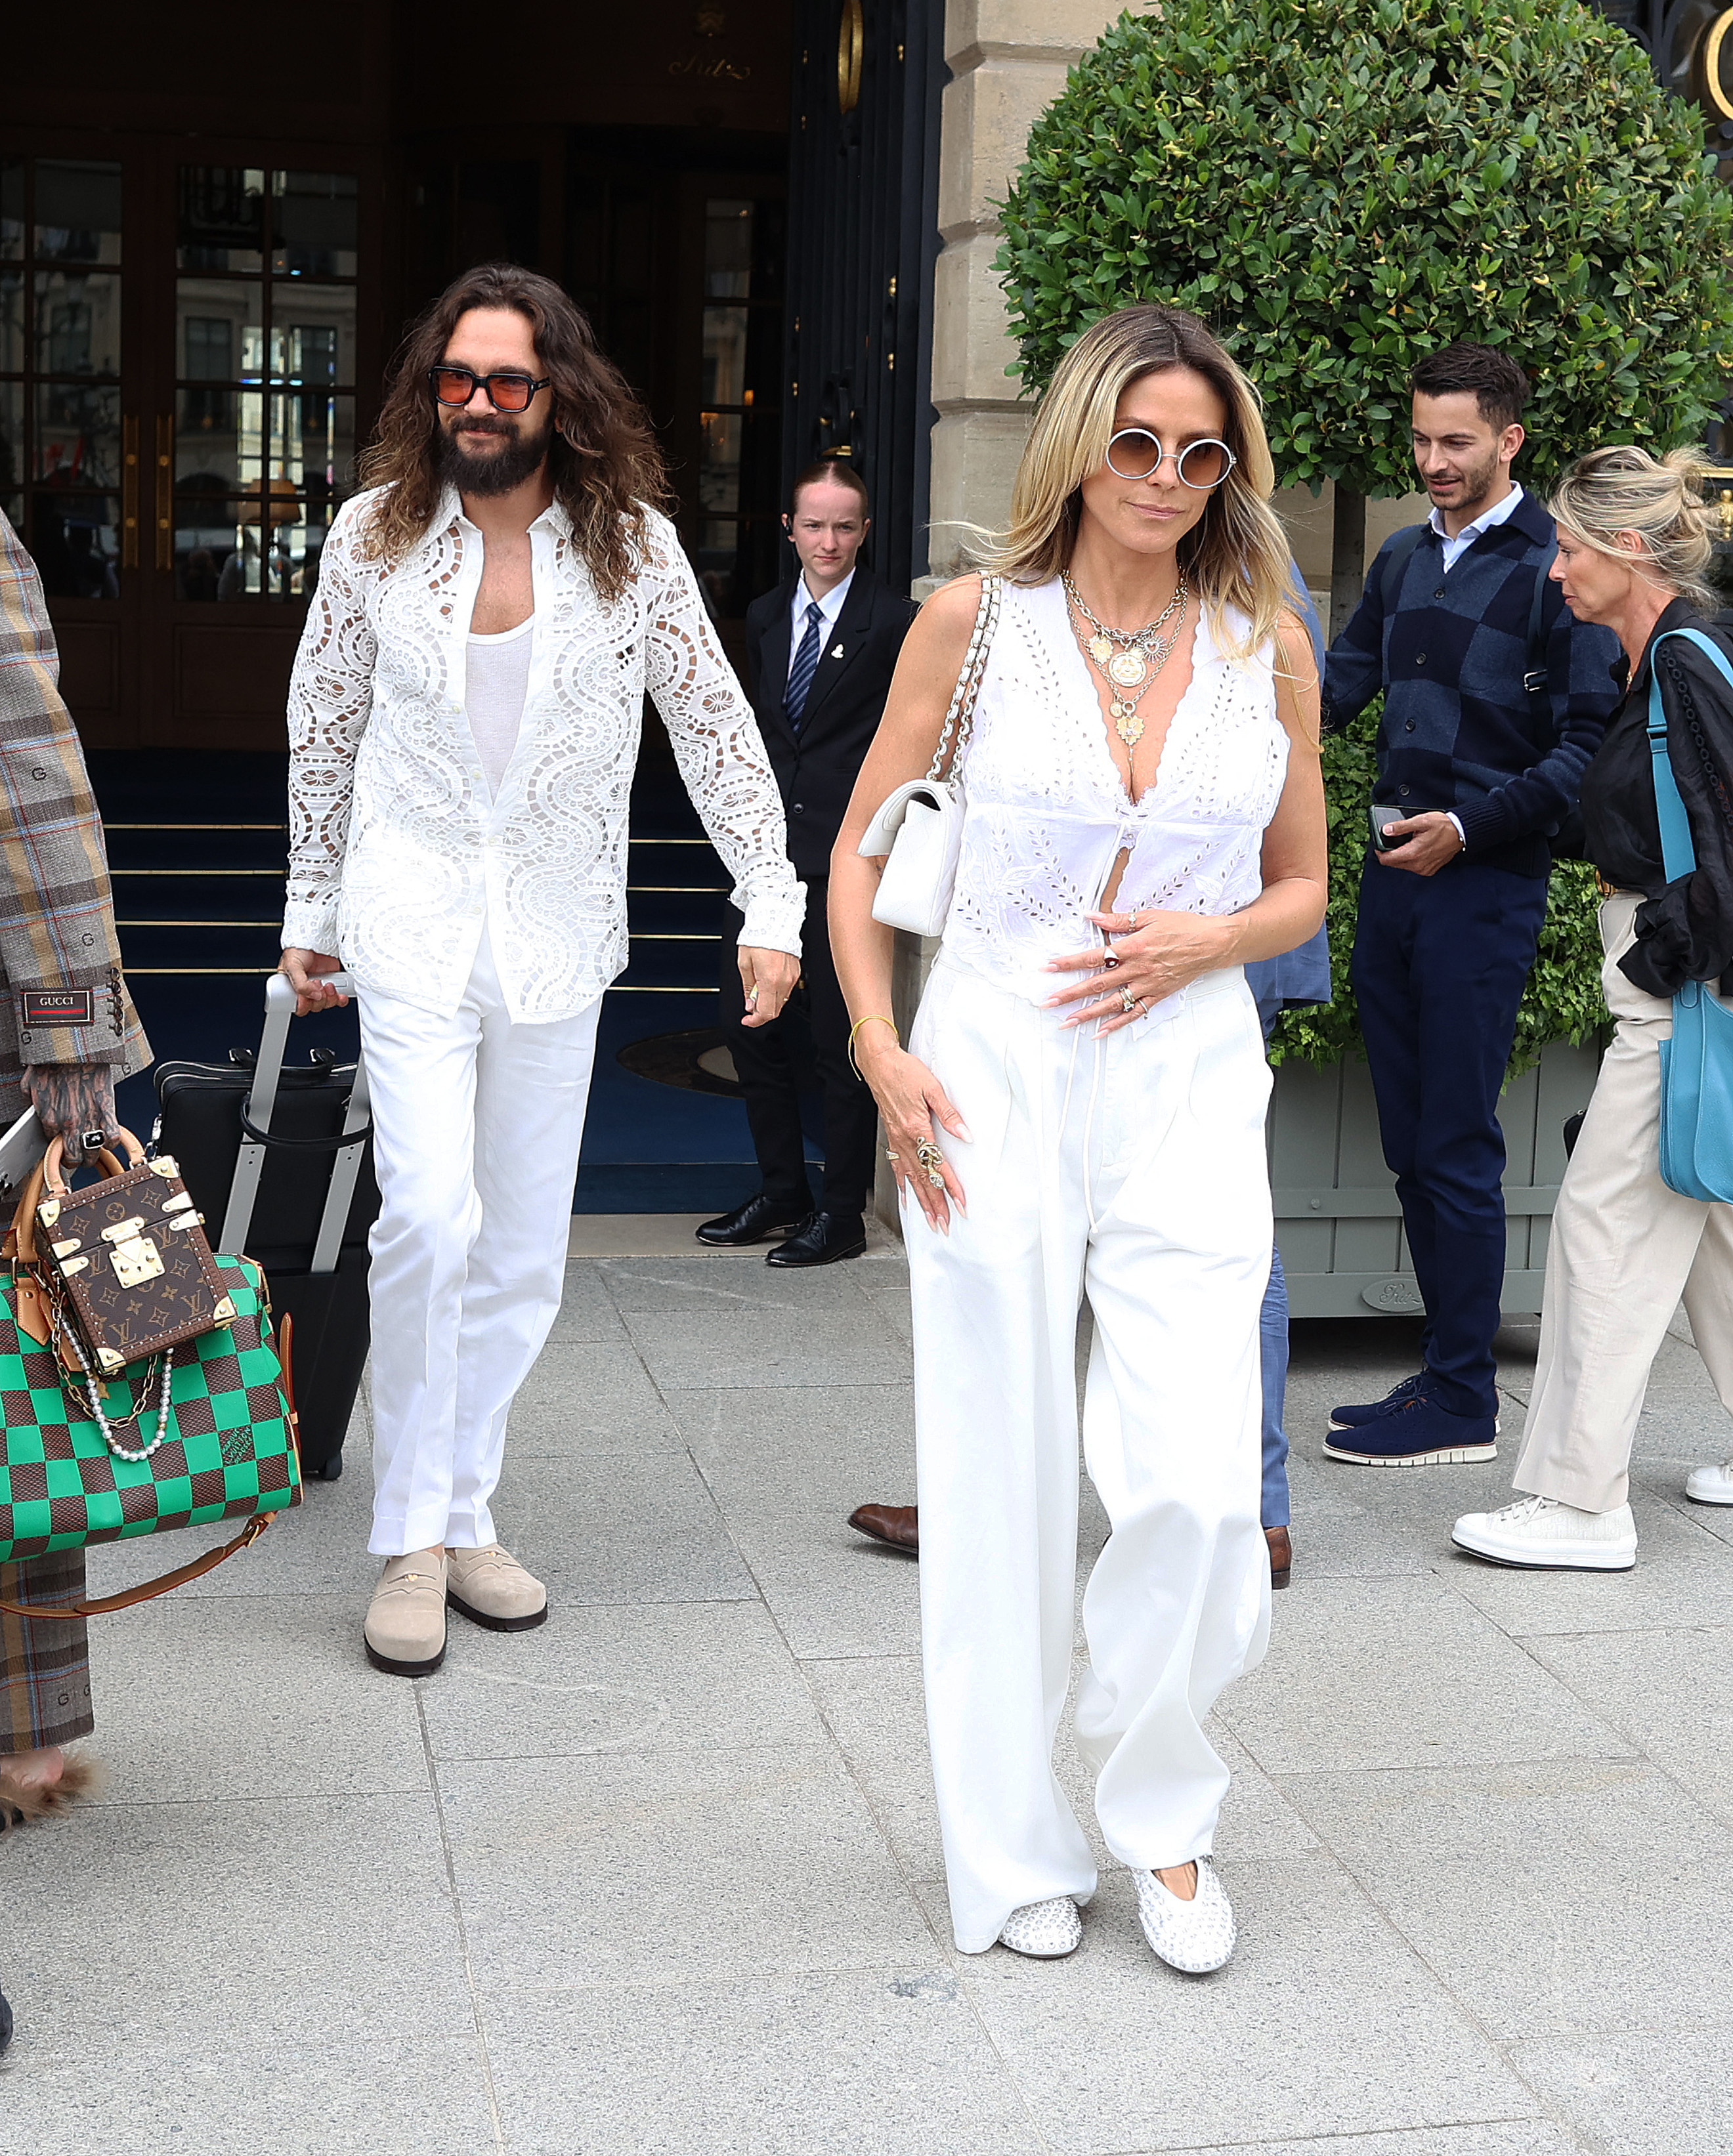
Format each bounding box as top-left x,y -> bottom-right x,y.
1107,648 -> 1147,688
1112,702 -> 1144,747
1088,633 -> 1115,665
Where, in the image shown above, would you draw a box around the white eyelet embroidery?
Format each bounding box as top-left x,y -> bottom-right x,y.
941,578 -> 1289,1000
283,490 -> 804,1021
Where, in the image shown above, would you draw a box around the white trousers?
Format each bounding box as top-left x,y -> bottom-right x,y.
358,925 -> 601,1556
905,952 -> 1273,1955
1514,895 -> 1733,1512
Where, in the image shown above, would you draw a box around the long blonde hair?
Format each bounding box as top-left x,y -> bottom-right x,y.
1550,444 -> 1718,615
975,305 -> 1295,665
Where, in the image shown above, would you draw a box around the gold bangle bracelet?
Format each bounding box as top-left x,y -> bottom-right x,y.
847,1013 -> 899,1080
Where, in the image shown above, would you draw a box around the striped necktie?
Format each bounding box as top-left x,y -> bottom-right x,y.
784,599 -> 824,732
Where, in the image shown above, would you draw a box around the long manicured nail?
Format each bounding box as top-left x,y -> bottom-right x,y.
955,1123 -> 973,1143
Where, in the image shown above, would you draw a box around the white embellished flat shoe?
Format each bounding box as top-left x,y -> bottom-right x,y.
996,1896 -> 1083,1958
1134,1857 -> 1236,1973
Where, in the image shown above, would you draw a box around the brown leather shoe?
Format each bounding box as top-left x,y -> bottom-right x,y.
1266,1524 -> 1292,1590
847,1502 -> 919,1554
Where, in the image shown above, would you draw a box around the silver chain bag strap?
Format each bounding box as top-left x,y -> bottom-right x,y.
856,573 -> 1002,937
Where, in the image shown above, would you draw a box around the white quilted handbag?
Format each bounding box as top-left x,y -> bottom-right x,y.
857,574 -> 1001,937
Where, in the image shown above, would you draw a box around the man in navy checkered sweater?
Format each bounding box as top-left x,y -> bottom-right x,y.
1321,345 -> 1623,1467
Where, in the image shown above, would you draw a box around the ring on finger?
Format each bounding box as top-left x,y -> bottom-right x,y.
1118,984 -> 1137,1015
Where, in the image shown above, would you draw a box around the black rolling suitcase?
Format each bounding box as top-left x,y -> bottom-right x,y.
153,972 -> 375,1481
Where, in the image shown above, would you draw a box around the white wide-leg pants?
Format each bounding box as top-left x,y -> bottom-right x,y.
358,925 -> 601,1556
905,952 -> 1273,1955
1514,894 -> 1733,1513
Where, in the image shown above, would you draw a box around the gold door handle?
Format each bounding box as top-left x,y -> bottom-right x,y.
121,415 -> 140,571
154,414 -> 174,573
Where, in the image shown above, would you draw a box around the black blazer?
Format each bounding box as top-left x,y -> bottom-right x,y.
743,566 -> 918,883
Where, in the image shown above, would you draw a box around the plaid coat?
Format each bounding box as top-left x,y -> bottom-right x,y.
0,510 -> 148,1752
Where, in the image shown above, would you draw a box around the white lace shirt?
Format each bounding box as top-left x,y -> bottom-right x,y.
282,488 -> 804,1022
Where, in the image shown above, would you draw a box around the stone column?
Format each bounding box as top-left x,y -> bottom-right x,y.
924,0 -> 1123,588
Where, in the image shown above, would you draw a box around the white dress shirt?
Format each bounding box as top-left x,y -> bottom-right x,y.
283,488 -> 804,1023
784,567 -> 854,685
1430,481 -> 1524,572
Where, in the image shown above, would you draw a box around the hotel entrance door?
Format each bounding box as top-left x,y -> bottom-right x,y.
1,138 -> 380,749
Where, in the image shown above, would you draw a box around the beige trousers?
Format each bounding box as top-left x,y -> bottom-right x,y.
1514,895 -> 1733,1511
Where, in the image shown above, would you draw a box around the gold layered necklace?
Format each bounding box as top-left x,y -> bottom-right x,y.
1062,570 -> 1190,749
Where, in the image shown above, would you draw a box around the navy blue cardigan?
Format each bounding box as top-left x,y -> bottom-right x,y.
1323,491 -> 1624,878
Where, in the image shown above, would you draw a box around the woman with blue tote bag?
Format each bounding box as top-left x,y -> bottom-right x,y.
1454,446 -> 1733,1572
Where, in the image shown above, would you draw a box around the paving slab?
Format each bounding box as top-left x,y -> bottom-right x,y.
1,1793 -> 471,2050
505,1336 -> 683,1456
675,1380 -> 916,1515
484,1972 -> 1042,2156
0,2037 -> 499,2156
1144,2134 -> 1580,2156
1222,1574 -> 1634,1775
614,1286 -> 910,1391
921,1858 -> 1544,2155
1277,1758 -> 1733,2039
437,1743 -> 938,1993
422,1596 -> 824,1762
1529,1625 -> 1733,1821
486,1451 -> 757,1607
78,1592 -> 427,1802
1510,2033 -> 1733,2156
729,1509 -> 924,1659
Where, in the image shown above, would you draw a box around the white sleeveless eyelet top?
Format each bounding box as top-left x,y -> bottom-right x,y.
942,576 -> 1290,1002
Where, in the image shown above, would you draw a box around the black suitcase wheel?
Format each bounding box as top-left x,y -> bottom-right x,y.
311,1452 -> 343,1482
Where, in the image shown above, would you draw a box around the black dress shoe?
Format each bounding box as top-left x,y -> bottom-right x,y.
695,1194 -> 810,1247
765,1211 -> 867,1267
0,1982 -> 12,2056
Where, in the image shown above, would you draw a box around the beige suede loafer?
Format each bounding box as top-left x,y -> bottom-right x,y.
445,1544 -> 549,1632
364,1550 -> 448,1678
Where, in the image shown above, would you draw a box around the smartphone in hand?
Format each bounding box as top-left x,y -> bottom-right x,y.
1369,803 -> 1411,853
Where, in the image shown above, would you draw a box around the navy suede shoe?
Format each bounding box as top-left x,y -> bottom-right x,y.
1328,1371 -> 1434,1430
1323,1392 -> 1498,1466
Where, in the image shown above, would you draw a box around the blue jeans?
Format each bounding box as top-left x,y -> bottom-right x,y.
1258,1241 -> 1291,1531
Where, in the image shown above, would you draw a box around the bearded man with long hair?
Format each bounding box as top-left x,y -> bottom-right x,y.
279,264 -> 803,1676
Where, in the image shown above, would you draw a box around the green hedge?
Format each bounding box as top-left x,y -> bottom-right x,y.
1266,700 -> 1610,1076
996,0 -> 1733,495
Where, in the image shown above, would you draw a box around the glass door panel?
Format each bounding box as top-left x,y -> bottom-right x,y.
0,157 -> 125,598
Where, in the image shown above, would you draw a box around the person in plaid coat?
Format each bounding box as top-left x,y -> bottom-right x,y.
0,508 -> 147,1824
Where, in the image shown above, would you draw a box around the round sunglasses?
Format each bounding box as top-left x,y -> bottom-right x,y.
1105,428 -> 1236,490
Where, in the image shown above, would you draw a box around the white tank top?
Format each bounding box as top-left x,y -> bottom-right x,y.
465,615 -> 534,800
943,576 -> 1289,1002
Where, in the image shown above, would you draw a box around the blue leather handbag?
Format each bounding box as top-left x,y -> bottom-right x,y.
1647,627 -> 1733,1204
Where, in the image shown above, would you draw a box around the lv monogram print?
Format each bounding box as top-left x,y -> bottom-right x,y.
35,1154 -> 229,1369
0,1253 -> 301,1565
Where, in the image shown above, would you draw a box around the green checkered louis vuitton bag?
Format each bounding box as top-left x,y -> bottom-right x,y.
0,1150 -> 302,1617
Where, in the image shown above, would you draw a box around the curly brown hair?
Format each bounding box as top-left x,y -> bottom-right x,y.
355,263 -> 670,601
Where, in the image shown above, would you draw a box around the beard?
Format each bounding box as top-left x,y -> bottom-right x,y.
435,409 -> 554,497
1434,444 -> 1505,517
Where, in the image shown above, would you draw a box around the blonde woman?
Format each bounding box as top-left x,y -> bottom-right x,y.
1455,447 -> 1733,1572
830,305 -> 1326,1972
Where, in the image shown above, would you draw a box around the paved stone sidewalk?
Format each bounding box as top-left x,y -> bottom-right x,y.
3,1245 -> 1732,2155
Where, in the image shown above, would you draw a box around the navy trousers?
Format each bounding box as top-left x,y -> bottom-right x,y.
1351,855 -> 1549,1419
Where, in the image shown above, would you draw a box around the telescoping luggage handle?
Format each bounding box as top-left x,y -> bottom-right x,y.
219,971 -> 370,1273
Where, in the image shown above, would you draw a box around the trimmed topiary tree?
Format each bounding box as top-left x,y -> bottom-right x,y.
996,0 -> 1733,1072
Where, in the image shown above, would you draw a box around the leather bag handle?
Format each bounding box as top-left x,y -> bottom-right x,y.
0,1313 -> 300,1620
15,1127 -> 147,1270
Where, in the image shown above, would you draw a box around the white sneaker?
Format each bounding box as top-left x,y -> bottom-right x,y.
996,1896 -> 1082,1958
1133,1857 -> 1236,1974
1686,1458 -> 1733,1506
1452,1493 -> 1637,1571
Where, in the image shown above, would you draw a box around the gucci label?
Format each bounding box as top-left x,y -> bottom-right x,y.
20,988 -> 93,1028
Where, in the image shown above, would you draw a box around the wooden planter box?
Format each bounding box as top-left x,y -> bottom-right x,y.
1269,1038 -> 1600,1319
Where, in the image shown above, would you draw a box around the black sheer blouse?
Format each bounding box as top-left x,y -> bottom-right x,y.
1579,597 -> 1733,999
